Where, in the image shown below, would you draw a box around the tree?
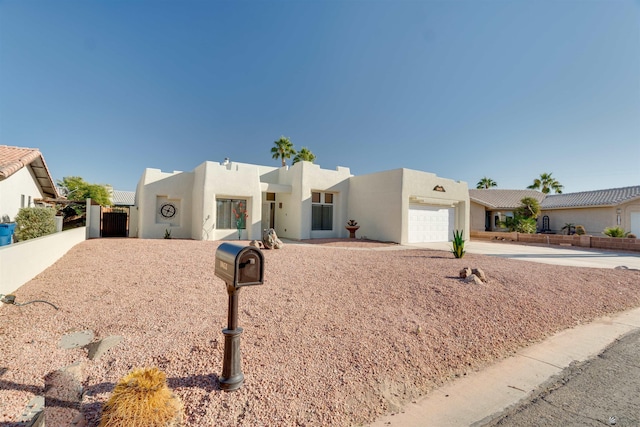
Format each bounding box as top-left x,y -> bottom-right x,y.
292,147 -> 316,164
271,136 -> 296,167
58,176 -> 112,206
527,172 -> 564,194
514,197 -> 541,219
476,177 -> 497,189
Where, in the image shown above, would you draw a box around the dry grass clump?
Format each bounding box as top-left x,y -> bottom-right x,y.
99,367 -> 183,427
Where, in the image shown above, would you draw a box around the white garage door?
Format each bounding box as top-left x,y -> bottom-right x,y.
408,205 -> 455,243
631,212 -> 640,237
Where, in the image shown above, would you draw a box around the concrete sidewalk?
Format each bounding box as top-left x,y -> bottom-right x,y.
368,240 -> 640,427
409,240 -> 640,269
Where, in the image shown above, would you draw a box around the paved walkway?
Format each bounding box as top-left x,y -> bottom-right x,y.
369,240 -> 640,427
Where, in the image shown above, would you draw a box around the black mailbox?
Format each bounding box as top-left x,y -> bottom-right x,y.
214,243 -> 265,391
215,243 -> 264,287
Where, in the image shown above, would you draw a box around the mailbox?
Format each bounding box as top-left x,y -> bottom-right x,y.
215,243 -> 264,288
214,243 -> 265,391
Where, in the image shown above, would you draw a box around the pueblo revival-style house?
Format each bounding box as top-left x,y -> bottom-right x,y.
134,159 -> 470,244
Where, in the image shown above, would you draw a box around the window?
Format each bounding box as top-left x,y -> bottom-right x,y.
217,199 -> 248,229
312,192 -> 333,231
266,192 -> 276,201
21,195 -> 25,208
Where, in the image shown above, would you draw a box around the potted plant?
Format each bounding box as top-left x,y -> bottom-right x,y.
345,219 -> 360,238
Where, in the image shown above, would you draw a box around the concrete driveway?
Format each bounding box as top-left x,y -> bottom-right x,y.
408,240 -> 640,269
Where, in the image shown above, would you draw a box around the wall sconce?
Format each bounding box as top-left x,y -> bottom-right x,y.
279,203 -> 282,209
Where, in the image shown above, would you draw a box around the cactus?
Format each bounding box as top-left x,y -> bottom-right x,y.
99,367 -> 183,427
451,230 -> 466,259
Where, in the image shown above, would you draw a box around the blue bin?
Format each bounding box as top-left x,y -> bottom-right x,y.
0,235 -> 11,246
0,223 -> 16,236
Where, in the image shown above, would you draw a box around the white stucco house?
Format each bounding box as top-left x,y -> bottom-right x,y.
134,159 -> 470,244
0,145 -> 58,221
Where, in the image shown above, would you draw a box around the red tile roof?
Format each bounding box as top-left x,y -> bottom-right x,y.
0,145 -> 58,198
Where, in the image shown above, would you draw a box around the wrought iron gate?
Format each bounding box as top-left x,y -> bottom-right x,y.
102,207 -> 129,238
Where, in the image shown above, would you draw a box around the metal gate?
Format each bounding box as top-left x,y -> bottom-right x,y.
102,207 -> 129,238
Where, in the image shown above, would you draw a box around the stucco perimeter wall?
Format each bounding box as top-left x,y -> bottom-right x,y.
348,169 -> 404,243
136,168 -> 195,239
276,162 -> 352,240
401,169 -> 470,243
0,227 -> 86,296
0,166 -> 43,221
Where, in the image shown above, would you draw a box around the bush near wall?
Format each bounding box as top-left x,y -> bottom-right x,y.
14,207 -> 57,242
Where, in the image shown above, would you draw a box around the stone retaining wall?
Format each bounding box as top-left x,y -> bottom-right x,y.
471,231 -> 640,252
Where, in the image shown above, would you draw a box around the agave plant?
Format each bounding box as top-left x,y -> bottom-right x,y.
451,229 -> 466,258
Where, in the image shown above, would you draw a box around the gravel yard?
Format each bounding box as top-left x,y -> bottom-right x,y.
1,238 -> 639,426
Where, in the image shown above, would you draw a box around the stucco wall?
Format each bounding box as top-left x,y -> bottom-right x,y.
401,169 -> 469,243
0,166 -> 43,221
136,168 -> 195,239
470,202 -> 487,232
0,227 -> 86,296
276,162 -> 352,240
540,206 -> 615,235
201,161 -> 264,241
348,169 -> 469,244
348,169 -> 403,243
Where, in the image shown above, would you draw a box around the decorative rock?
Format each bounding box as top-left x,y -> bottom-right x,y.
472,268 -> 487,282
249,240 -> 262,248
459,268 -> 472,279
262,228 -> 284,250
464,274 -> 484,285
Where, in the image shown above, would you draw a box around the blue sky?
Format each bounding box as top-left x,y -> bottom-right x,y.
1,0 -> 638,192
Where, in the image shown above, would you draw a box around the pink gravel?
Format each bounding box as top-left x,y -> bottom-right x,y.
1,238 -> 639,426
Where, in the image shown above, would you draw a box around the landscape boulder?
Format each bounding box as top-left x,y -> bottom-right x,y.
262,228 -> 283,250
459,267 -> 488,284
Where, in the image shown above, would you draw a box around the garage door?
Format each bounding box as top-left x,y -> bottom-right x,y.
408,205 -> 455,243
631,212 -> 640,237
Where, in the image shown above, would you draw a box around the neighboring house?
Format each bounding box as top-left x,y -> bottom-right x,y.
539,186 -> 640,236
0,145 -> 58,221
111,190 -> 135,207
469,189 -> 545,232
470,186 -> 640,236
134,159 -> 470,244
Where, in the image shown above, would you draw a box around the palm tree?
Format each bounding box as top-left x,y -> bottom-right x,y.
271,136 -> 296,167
292,147 -> 316,164
476,177 -> 497,189
527,172 -> 564,194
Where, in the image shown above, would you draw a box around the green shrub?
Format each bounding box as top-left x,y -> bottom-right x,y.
451,230 -> 465,258
14,207 -> 56,241
575,225 -> 586,235
603,226 -> 628,238
515,217 -> 537,234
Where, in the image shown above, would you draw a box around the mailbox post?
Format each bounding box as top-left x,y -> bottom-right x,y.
215,243 -> 264,391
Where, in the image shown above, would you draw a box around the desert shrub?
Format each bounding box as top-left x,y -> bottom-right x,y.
603,226 -> 628,238
515,217 -> 537,234
451,230 -> 465,258
575,225 -> 586,235
500,215 -> 536,233
14,207 -> 56,241
627,233 -> 637,239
